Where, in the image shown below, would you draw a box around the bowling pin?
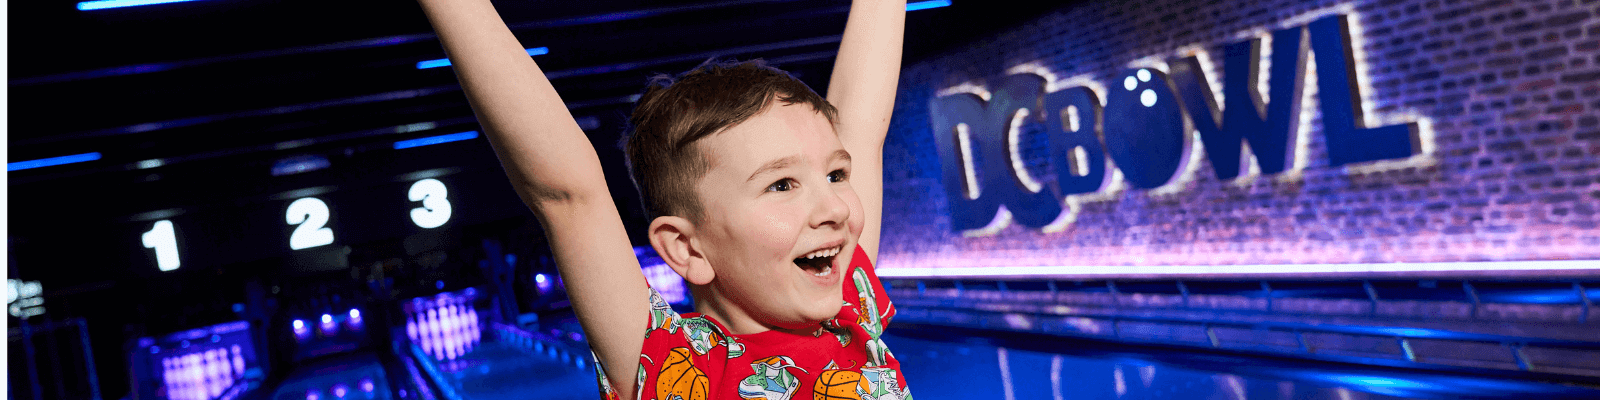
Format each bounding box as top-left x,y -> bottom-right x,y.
446,304 -> 462,358
217,349 -> 231,393
232,345 -> 245,379
214,349 -> 231,394
443,304 -> 458,360
177,356 -> 188,400
427,308 -> 443,359
418,307 -> 430,355
199,350 -> 211,399
183,354 -> 198,400
467,307 -> 479,348
406,312 -> 419,343
162,358 -> 175,398
209,349 -> 220,397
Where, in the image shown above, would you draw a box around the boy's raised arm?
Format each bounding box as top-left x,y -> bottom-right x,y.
827,0 -> 906,265
415,0 -> 649,396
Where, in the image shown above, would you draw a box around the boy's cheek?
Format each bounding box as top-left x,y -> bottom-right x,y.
758,212 -> 801,248
847,198 -> 866,234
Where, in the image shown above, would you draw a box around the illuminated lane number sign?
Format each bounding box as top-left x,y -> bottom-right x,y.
409,179 -> 452,229
140,179 -> 458,271
142,220 -> 181,272
287,197 -> 335,250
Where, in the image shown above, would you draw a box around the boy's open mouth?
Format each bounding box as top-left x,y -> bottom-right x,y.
794,245 -> 841,277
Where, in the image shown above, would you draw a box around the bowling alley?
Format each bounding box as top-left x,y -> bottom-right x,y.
7,0 -> 1599,399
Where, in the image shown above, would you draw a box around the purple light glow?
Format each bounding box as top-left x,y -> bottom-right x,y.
535,273 -> 551,292
293,319 -> 312,340
320,314 -> 338,335
875,259 -> 1600,278
359,378 -> 375,392
332,384 -> 349,398
307,390 -> 321,400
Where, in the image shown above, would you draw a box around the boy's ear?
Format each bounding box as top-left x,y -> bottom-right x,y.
648,216 -> 715,285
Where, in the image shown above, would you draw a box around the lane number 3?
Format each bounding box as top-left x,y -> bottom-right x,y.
409,179 -> 452,229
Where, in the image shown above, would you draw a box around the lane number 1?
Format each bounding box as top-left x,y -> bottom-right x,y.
142,220 -> 181,272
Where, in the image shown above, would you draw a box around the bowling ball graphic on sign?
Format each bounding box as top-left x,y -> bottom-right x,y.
1103,68 -> 1190,189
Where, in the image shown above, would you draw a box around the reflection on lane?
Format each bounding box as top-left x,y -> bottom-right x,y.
410,323 -> 598,400
271,353 -> 391,400
886,325 -> 1600,400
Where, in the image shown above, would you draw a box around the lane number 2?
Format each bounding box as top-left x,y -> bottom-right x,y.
287,197 -> 335,250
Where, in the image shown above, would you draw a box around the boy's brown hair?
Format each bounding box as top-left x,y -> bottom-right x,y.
625,59 -> 840,222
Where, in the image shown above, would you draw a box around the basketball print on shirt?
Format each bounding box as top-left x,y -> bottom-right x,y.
659,347 -> 710,400
810,366 -> 911,400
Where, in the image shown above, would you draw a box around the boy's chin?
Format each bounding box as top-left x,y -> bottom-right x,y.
798,292 -> 843,322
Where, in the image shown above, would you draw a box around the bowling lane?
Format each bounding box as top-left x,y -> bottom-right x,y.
401,290 -> 598,400
886,324 -> 1600,400
270,353 -> 393,400
424,339 -> 597,400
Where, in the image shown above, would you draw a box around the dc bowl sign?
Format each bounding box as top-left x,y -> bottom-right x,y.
929,13 -> 1422,234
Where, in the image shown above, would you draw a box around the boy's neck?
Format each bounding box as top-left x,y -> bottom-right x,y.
692,285 -> 816,337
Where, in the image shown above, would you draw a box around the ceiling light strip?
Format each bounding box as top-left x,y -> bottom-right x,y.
77,0 -> 198,11
417,48 -> 548,70
9,152 -> 103,171
393,131 -> 480,150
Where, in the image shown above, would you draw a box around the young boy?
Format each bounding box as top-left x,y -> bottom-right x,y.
414,1 -> 906,399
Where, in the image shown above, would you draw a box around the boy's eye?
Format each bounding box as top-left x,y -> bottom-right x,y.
766,178 -> 795,192
828,169 -> 848,183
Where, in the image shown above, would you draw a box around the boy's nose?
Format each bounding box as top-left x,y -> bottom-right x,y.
809,184 -> 852,229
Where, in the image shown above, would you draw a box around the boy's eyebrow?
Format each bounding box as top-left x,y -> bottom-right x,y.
748,155 -> 801,182
745,150 -> 851,182
831,149 -> 852,164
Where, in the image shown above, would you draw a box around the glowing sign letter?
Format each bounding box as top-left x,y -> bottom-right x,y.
929,74 -> 1066,233
930,93 -> 1001,232
286,197 -> 335,250
989,74 -> 1065,228
1308,14 -> 1418,166
408,179 -> 452,229
1043,86 -> 1110,195
141,220 -> 181,272
1170,24 -> 1309,179
1102,68 -> 1190,189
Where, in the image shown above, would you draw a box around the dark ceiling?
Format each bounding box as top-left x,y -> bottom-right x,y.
9,0 -> 1068,184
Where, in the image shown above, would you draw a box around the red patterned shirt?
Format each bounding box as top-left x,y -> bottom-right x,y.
592,245 -> 910,400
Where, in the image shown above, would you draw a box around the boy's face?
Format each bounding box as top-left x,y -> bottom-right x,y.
693,101 -> 863,331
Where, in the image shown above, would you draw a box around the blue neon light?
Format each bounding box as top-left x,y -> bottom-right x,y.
393,131 -> 479,149
77,0 -> 198,11
417,47 -> 548,69
906,0 -> 951,11
8,152 -> 102,171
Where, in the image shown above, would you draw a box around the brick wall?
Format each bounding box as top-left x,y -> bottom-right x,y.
878,0 -> 1600,272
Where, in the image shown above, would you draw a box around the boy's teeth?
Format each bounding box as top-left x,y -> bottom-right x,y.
804,246 -> 841,259
812,265 -> 832,277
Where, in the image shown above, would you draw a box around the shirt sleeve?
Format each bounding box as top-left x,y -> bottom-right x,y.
592,286 -> 682,400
